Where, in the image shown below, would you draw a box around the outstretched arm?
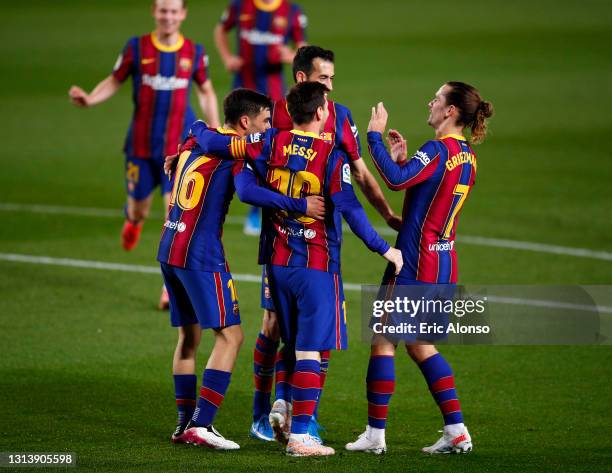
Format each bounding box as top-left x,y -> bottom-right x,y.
69,75 -> 121,107
367,103 -> 439,191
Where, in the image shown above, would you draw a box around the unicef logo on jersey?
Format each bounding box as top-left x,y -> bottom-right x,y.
164,220 -> 187,233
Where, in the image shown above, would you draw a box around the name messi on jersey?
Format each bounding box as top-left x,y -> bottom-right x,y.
283,144 -> 317,161
445,152 -> 477,172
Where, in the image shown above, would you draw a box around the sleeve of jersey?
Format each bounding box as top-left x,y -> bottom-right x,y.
220,0 -> 239,31
339,108 -> 362,162
112,39 -> 134,83
288,4 -> 307,44
367,132 -> 439,191
191,121 -> 272,161
234,163 -> 307,213
193,45 -> 209,85
328,155 -> 390,255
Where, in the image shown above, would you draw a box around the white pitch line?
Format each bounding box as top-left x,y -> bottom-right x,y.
1,202 -> 611,261
1,253 -> 610,314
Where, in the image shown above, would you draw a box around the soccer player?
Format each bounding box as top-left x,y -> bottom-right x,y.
190,81 -> 403,456
252,46 -> 402,443
214,0 -> 308,235
345,82 -> 494,454
69,0 -> 220,307
158,88 -> 324,450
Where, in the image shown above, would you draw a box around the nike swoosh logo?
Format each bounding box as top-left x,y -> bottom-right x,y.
239,14 -> 252,20
141,58 -> 155,65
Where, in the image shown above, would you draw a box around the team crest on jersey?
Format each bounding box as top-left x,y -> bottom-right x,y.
273,16 -> 288,28
179,57 -> 192,72
320,132 -> 333,143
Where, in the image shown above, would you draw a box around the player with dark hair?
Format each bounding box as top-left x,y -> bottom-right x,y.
159,87 -> 324,450
346,82 -> 494,455
252,45 -> 401,443
214,0 -> 307,236
69,0 -> 220,308
188,81 -> 403,456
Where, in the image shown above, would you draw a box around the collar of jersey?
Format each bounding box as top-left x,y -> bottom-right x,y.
254,0 -> 282,12
151,32 -> 185,53
439,133 -> 466,141
217,127 -> 239,136
290,129 -> 320,139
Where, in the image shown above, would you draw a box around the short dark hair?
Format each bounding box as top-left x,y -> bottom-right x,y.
223,88 -> 272,126
286,81 -> 328,125
292,46 -> 335,81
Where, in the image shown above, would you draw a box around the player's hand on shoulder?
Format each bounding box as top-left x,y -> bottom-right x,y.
387,129 -> 407,164
367,102 -> 388,134
383,247 -> 403,275
224,55 -> 244,72
69,85 -> 89,107
305,195 -> 325,220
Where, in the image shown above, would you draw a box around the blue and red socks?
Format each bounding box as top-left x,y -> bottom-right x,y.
192,369 -> 231,427
290,359 -> 321,435
173,374 -> 197,427
418,353 -> 464,426
252,333 -> 279,421
275,346 -> 295,403
313,350 -> 330,419
366,355 -> 395,429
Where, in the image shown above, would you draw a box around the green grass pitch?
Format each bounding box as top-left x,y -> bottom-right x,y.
1,0 -> 611,471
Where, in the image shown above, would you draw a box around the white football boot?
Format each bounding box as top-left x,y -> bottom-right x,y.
182,423 -> 240,450
422,425 -> 472,454
345,426 -> 387,454
286,433 -> 335,457
269,399 -> 291,444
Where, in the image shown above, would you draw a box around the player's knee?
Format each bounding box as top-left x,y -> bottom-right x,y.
405,343 -> 437,363
222,324 -> 244,348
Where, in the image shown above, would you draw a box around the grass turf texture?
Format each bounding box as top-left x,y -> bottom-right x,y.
1,0 -> 611,471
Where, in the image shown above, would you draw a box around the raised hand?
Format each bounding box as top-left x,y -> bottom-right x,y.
367,102 -> 388,134
387,129 -> 407,163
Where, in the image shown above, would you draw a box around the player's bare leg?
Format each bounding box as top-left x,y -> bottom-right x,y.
251,309 -> 280,441
181,324 -> 244,450
121,195 -> 153,251
285,350 -> 334,456
406,343 -> 472,454
171,324 -> 201,443
158,193 -> 171,309
346,335 -> 395,454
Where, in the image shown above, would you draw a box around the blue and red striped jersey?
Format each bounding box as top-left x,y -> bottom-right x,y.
368,132 -> 478,283
232,129 -> 355,272
113,33 -> 209,159
157,128 -> 239,271
219,0 -> 306,101
272,99 -> 362,162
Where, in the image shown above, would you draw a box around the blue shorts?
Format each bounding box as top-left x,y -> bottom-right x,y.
260,265 -> 276,311
125,155 -> 172,200
266,265 -> 347,351
161,263 -> 241,330
373,267 -> 455,343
